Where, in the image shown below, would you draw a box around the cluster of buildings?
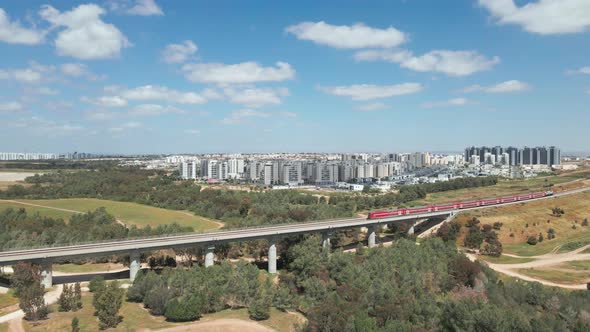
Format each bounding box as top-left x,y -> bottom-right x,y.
464,146 -> 561,167
178,152 -> 465,187
0,152 -> 95,161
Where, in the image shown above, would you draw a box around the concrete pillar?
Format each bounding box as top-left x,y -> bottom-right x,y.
40,260 -> 52,289
321,232 -> 331,251
205,246 -> 215,267
407,223 -> 415,236
268,240 -> 277,274
129,250 -> 141,282
367,225 -> 376,248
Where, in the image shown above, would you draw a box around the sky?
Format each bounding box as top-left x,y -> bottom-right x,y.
0,0 -> 589,154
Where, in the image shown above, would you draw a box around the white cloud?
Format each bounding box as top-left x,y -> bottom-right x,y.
0,8 -> 44,45
223,87 -> 289,108
0,101 -> 24,112
421,98 -> 469,108
184,129 -> 200,135
356,102 -> 389,111
221,109 -> 271,125
33,87 -> 59,95
45,101 -> 73,111
127,0 -> 163,16
355,49 -> 500,76
59,63 -> 102,80
279,111 -> 297,118
162,40 -> 197,63
0,62 -> 55,83
109,121 -> 142,132
182,61 -> 295,84
285,21 -> 406,49
566,66 -> 590,75
40,4 -> 130,60
462,80 -> 531,93
14,116 -> 83,134
129,104 -> 185,116
319,83 -> 423,101
478,0 -> 590,35
119,85 -> 210,104
83,95 -> 128,107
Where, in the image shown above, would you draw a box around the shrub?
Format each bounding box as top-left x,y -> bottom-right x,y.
492,222 -> 503,230
88,276 -> 105,293
527,236 -> 538,246
164,295 -> 204,322
538,233 -> 544,243
582,219 -> 589,227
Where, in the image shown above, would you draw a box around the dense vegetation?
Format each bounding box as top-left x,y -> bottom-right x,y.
0,207 -> 191,250
0,167 -> 498,228
126,236 -> 590,331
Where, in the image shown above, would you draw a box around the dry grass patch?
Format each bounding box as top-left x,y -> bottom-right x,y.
517,267 -> 590,285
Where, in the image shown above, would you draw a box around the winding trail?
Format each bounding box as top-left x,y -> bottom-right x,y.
470,244 -> 590,290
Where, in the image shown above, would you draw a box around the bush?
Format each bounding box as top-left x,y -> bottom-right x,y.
582,218 -> 589,227
144,286 -> 175,316
527,236 -> 538,246
464,228 -> 484,249
164,295 -> 204,322
538,233 -> 544,243
492,222 -> 503,230
71,317 -> 79,332
88,276 -> 105,293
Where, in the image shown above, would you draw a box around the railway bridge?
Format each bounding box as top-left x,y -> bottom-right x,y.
0,186 -> 585,288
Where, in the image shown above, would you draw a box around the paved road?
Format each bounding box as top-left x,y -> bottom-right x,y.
0,186 -> 588,265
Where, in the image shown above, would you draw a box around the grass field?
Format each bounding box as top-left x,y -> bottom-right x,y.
456,191 -> 590,256
53,263 -> 126,274
0,289 -> 19,316
0,198 -> 220,231
0,323 -> 8,332
23,293 -> 304,332
517,267 -> 590,284
561,260 -> 590,271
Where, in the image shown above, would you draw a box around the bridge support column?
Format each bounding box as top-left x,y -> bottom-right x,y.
268,240 -> 277,274
367,225 -> 376,248
407,223 -> 416,236
321,232 -> 331,251
129,250 -> 141,282
40,260 -> 52,289
205,246 -> 215,268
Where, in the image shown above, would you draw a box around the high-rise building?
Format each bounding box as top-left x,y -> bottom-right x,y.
179,161 -> 198,179
282,162 -> 303,186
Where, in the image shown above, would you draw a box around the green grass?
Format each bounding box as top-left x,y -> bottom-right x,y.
504,232 -> 590,257
583,247 -> 590,254
478,255 -> 536,264
0,201 -> 74,220
562,260 -> 590,271
1,198 -> 220,231
557,240 -> 590,253
53,263 -> 126,274
0,322 -> 9,332
518,267 -> 590,284
0,289 -> 19,315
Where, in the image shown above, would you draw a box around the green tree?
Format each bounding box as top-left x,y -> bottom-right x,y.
74,282 -> 83,310
164,294 -> 205,322
248,278 -> 273,320
19,282 -> 48,321
71,317 -> 80,332
94,281 -> 124,329
11,262 -> 41,297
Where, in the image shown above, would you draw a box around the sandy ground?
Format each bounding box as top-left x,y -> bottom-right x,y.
469,244 -> 590,290
0,173 -> 38,182
148,318 -> 275,332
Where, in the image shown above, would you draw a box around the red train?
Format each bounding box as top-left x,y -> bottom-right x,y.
367,190 -> 554,219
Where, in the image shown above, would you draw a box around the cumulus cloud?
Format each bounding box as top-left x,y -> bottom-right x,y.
478,0 -> 590,35
14,116 -> 83,135
566,66 -> 590,75
462,80 -> 531,93
126,0 -> 163,16
223,87 -> 289,108
83,95 -> 128,107
356,102 -> 389,111
162,40 -> 197,63
221,109 -> 271,125
319,83 -> 423,101
40,4 -> 130,60
279,111 -> 297,118
184,129 -> 200,135
0,62 -> 55,83
129,104 -> 185,116
29,87 -> 59,95
285,21 -> 406,49
354,49 -> 500,76
0,8 -> 44,44
119,85 -> 211,104
0,101 -> 24,112
421,98 -> 469,108
109,121 -> 142,132
182,61 -> 295,84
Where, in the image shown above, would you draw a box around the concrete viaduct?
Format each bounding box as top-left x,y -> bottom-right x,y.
0,186 -> 585,288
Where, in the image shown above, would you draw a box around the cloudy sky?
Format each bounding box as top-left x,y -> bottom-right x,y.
0,0 -> 589,154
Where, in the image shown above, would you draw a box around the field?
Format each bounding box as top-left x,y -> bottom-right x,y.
477,255 -> 535,264
0,198 -> 220,231
517,267 -> 590,285
414,170 -> 590,206
23,294 -> 304,332
457,191 -> 590,256
0,289 -> 19,316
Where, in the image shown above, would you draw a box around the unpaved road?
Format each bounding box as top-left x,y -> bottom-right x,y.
470,244 -> 590,290
149,318 -> 274,332
0,285 -> 63,324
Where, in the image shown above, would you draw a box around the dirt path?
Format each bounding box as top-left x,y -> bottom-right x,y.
0,285 -> 63,324
8,317 -> 24,332
179,211 -> 225,229
471,244 -> 590,290
150,318 -> 275,332
0,199 -> 128,226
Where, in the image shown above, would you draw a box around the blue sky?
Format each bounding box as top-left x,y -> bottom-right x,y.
0,0 -> 589,154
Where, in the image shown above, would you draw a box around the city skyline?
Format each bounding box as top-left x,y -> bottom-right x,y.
1,1 -> 589,153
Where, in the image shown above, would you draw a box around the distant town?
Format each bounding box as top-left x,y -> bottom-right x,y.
3,146 -> 584,193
